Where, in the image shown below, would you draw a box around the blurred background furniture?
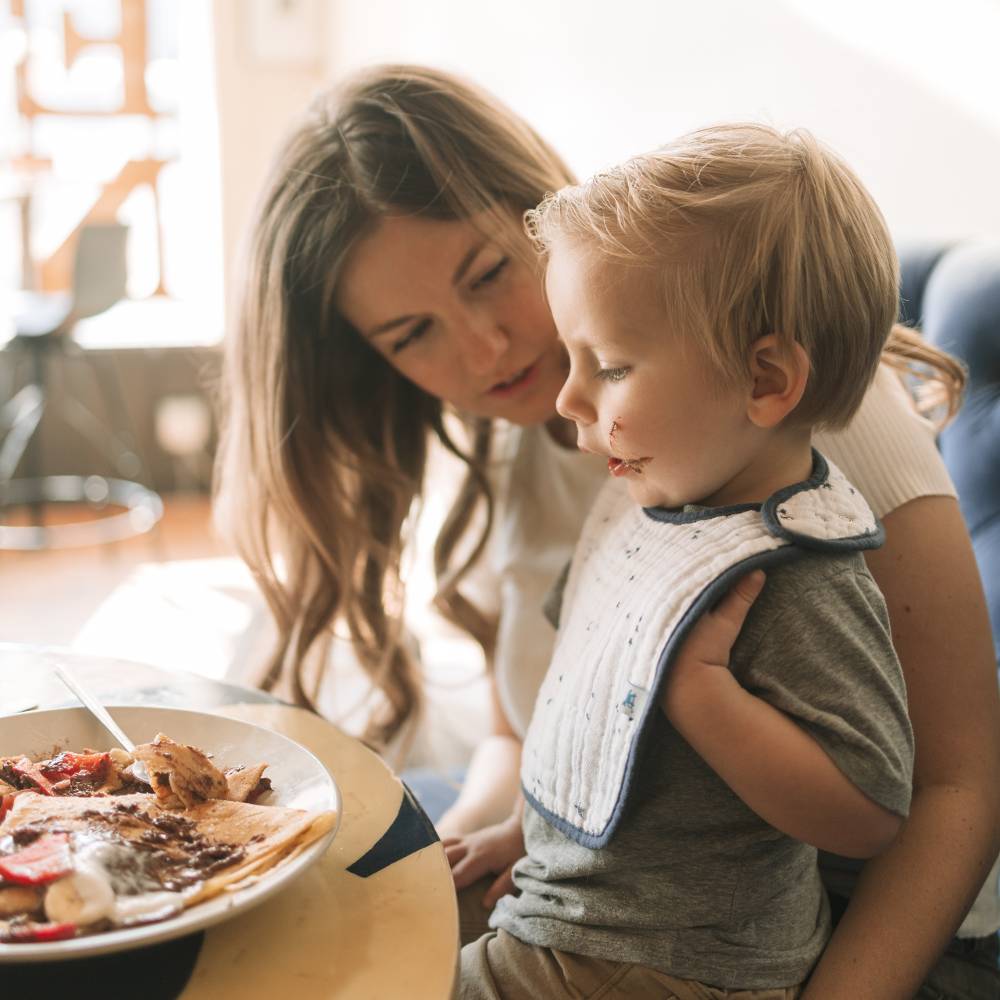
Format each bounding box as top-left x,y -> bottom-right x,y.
0,222 -> 163,550
899,240 -> 1000,671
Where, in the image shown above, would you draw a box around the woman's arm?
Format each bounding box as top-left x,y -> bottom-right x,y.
436,678 -> 522,839
803,496 -> 1000,999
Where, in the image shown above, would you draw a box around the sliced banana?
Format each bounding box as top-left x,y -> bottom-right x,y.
108,748 -> 133,768
44,864 -> 115,925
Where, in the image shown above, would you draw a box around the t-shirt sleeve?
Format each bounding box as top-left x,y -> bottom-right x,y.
731,553 -> 914,818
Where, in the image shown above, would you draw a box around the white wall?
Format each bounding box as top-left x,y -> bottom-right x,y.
322,0 -> 1000,245
212,0 -> 327,307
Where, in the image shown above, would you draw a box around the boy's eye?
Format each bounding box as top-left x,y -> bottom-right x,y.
597,366 -> 630,383
470,257 -> 509,290
392,318 -> 432,354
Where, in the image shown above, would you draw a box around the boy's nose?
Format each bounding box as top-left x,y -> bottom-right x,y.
555,373 -> 594,426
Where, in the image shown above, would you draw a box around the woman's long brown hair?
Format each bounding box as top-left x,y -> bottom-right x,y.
883,323 -> 966,426
213,65 -> 574,750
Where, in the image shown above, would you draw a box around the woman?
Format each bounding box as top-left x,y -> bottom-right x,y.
215,65 -> 1000,998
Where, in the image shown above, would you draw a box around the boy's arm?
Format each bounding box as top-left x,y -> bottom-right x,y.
662,562 -> 912,859
665,671 -> 902,857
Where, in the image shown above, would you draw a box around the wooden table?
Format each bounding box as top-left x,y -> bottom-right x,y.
0,645 -> 459,998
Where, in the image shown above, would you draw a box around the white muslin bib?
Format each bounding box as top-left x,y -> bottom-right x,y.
521,451 -> 883,848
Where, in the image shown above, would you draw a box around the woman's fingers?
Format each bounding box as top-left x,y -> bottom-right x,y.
451,845 -> 518,891
451,852 -> 489,890
443,841 -> 468,869
443,820 -> 525,893
482,865 -> 517,908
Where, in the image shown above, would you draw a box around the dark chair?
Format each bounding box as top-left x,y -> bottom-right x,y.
899,240 -> 1000,669
0,222 -> 163,549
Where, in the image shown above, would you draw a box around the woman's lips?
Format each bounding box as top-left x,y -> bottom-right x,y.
488,364 -> 537,397
608,456 -> 652,477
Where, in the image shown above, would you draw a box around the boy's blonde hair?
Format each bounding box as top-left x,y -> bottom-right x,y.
527,123 -> 900,430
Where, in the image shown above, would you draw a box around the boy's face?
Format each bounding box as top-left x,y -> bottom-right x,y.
546,243 -> 764,510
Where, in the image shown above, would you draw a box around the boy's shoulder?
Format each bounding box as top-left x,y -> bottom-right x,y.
732,549 -> 891,670
756,548 -> 879,604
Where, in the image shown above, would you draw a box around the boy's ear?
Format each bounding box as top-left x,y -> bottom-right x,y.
746,334 -> 810,429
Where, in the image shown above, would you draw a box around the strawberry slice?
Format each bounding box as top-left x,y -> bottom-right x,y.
0,792 -> 16,823
9,758 -> 56,796
39,752 -> 110,785
0,833 -> 73,885
2,920 -> 78,943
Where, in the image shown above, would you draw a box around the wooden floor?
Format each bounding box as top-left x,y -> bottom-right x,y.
0,494 -> 226,646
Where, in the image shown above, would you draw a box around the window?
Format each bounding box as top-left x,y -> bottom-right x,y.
1,0 -> 222,346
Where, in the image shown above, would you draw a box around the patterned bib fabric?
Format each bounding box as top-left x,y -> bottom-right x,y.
520,451 -> 883,849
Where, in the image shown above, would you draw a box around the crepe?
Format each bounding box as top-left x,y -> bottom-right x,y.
1,792 -> 335,903
223,762 -> 271,804
0,735 -> 337,943
132,734 -> 228,806
1,736 -> 272,808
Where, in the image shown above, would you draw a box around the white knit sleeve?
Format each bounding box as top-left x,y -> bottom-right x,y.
815,365 -> 956,520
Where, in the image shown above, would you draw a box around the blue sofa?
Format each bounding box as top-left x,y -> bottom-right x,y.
899,241 -> 1000,669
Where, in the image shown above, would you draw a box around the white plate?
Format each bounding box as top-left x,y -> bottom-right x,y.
0,705 -> 341,963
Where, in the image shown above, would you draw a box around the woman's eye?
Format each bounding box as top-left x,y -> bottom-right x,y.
470,257 -> 509,290
391,319 -> 431,354
597,366 -> 630,383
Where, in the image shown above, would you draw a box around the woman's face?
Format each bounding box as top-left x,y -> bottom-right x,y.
336,214 -> 568,426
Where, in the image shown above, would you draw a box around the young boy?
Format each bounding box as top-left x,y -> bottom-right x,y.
457,125 -> 915,998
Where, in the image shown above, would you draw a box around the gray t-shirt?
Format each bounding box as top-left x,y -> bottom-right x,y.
492,551 -> 914,989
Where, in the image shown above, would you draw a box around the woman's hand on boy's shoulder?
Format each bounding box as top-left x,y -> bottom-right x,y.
661,570 -> 766,730
443,811 -> 525,908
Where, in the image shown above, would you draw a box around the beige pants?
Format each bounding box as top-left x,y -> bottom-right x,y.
456,879 -> 801,1000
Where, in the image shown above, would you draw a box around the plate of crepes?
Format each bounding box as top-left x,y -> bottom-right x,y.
0,706 -> 340,962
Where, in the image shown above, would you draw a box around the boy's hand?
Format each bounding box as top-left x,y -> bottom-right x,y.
442,812 -> 525,908
662,570 -> 766,725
